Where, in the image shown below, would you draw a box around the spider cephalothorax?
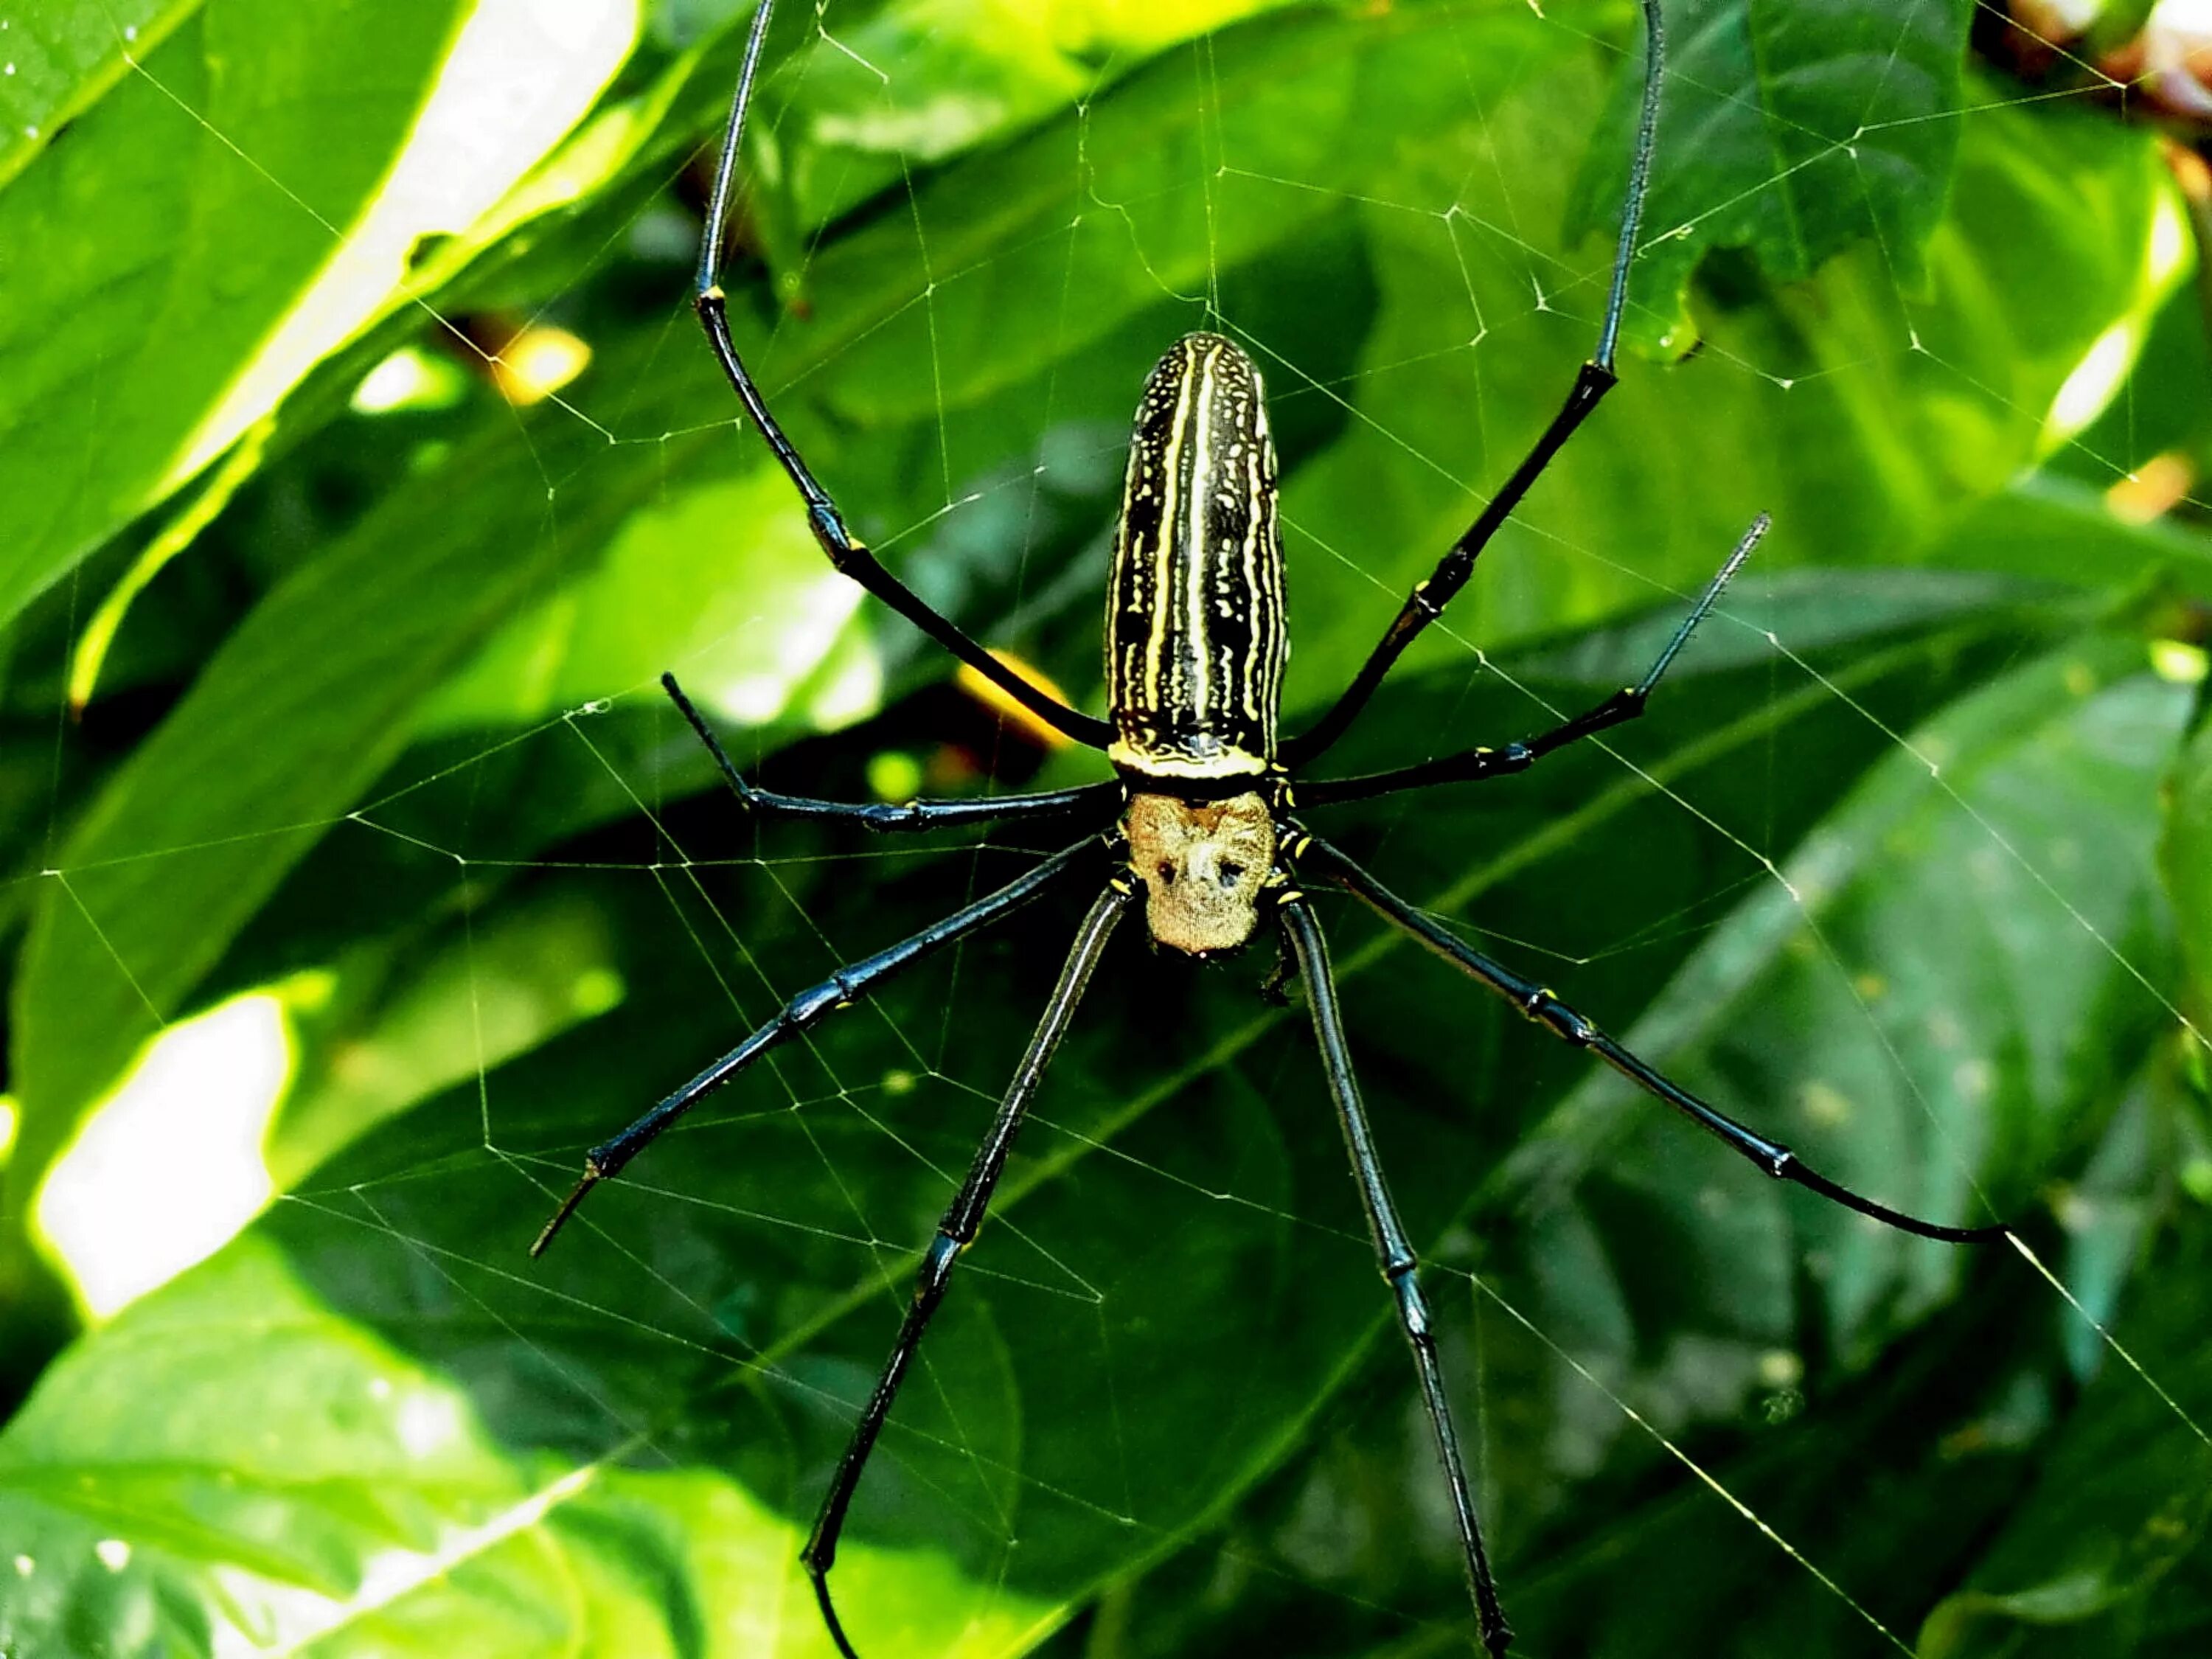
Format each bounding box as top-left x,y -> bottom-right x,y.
1124,790 -> 1278,956
533,4 -> 2008,1655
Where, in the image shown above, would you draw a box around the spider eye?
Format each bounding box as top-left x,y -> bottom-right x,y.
1219,860 -> 1245,886
1156,861 -> 1176,885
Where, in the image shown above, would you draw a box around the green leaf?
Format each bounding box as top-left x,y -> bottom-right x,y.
2163,714 -> 2212,1012
0,1237 -> 1056,1658
1916,1215 -> 2212,1658
1031,619 -> 2196,1659
3,397 -> 627,1231
1515,638 -> 2186,1361
1578,0 -> 1978,341
774,0 -> 1304,230
268,889 -> 629,1189
1280,74 -> 2180,707
0,0 -> 476,631
415,467 -> 880,737
0,0 -> 197,192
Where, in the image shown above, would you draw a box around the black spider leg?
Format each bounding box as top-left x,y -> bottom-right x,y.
664,672 -> 1120,832
1281,0 -> 1667,769
530,838 -> 1105,1256
1296,514 -> 1764,808
804,882 -> 1132,1659
694,0 -> 1113,751
1279,897 -> 1514,1658
1299,835 -> 2009,1245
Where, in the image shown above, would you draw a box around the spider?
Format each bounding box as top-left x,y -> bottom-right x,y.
531,1 -> 2007,1652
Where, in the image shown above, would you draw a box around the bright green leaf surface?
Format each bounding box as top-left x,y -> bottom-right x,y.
0,1239 -> 1055,1658
0,1 -> 197,191
417,467 -> 877,737
0,0 -> 473,631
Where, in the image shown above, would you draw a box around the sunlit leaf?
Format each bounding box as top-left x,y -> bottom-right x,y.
0,1238 -> 1057,1658
0,0 -> 473,629
0,0 -> 195,191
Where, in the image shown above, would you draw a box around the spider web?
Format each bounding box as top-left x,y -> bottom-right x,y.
9,1 -> 2212,1655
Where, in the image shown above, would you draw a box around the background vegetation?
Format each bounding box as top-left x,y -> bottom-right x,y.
3,0 -> 2211,1654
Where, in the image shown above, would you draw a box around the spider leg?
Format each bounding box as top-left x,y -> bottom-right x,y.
1300,835 -> 2008,1245
1279,897 -> 1513,1657
1282,0 -> 1666,769
529,838 -> 1104,1257
1295,515 -> 1764,808
803,882 -> 1132,1659
663,673 -> 1120,832
694,0 -> 1112,752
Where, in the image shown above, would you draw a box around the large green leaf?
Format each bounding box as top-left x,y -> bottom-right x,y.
1284,65 -> 2181,709
0,1 -> 198,191
0,1238 -> 1055,1658
995,623 -> 2199,1659
1576,0 -> 1978,340
0,0 -> 475,629
1512,637 -> 2185,1352
1916,1207 -> 2212,1658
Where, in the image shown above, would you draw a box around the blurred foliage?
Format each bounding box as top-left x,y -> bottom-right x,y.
3,1 -> 2212,1656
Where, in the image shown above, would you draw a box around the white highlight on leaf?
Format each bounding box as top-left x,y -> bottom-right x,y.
36,994 -> 292,1319
2149,185 -> 2189,287
164,0 -> 640,493
394,1391 -> 466,1460
702,547 -> 870,727
804,626 -> 888,728
196,1464 -> 599,1659
351,345 -> 467,414
2045,320 -> 2138,443
2152,639 -> 2211,684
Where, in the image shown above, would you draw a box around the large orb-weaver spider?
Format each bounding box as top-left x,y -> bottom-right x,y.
532,1 -> 2008,1652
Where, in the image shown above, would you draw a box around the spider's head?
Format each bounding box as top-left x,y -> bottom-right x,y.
1124,791 -> 1277,958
